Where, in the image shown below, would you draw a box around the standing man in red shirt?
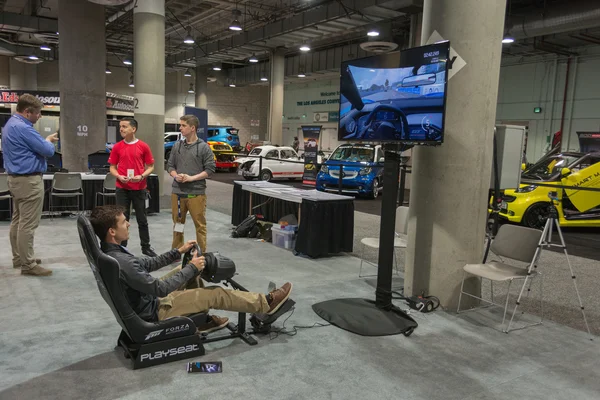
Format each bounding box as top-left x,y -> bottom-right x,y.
108,118 -> 157,257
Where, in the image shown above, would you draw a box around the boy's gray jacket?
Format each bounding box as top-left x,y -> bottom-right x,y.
167,138 -> 215,195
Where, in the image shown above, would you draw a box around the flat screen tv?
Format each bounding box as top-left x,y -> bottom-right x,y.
338,41 -> 450,145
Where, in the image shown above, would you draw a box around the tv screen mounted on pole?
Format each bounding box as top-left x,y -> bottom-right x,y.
338,41 -> 450,145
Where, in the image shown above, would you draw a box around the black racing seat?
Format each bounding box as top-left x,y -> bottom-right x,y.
76,215 -> 206,369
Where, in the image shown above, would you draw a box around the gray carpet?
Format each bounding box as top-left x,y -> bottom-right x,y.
1,180 -> 599,399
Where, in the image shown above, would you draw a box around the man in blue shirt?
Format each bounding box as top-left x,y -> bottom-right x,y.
3,93 -> 58,276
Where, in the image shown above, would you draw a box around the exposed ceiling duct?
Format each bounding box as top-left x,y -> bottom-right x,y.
506,0 -> 600,39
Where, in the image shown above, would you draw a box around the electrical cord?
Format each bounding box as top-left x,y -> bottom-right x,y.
392,289 -> 440,313
267,307 -> 331,340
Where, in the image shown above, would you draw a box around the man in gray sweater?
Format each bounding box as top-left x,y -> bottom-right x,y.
167,115 -> 216,253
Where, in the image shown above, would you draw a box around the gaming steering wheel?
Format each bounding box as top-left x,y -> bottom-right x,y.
181,243 -> 202,269
363,105 -> 409,140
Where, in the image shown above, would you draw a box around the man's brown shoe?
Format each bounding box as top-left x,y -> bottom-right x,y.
197,315 -> 229,334
13,259 -> 42,268
267,282 -> 293,315
21,265 -> 52,276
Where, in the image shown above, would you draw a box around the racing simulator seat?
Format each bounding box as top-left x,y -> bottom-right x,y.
77,215 -> 294,370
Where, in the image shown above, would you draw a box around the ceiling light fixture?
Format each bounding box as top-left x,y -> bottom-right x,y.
183,28 -> 195,44
188,83 -> 195,93
260,76 -> 268,81
105,65 -> 112,74
213,64 -> 222,71
297,72 -> 306,78
28,54 -> 39,60
229,83 -> 236,87
129,79 -> 134,88
248,54 -> 258,63
123,55 -> 132,65
229,9 -> 243,31
184,68 -> 192,77
40,44 -> 51,51
299,44 -> 310,52
502,35 -> 515,44
367,29 -> 380,37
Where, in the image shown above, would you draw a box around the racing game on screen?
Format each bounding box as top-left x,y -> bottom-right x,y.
338,42 -> 449,144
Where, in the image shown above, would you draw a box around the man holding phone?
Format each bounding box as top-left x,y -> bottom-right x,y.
3,94 -> 58,276
108,118 -> 157,257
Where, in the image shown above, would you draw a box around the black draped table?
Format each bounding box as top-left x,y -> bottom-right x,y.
231,181 -> 354,258
0,173 -> 159,221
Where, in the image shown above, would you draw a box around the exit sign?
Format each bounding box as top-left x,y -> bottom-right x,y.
534,107 -> 542,113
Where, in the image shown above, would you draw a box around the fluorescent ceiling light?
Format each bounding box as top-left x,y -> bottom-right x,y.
40,44 -> 51,51
367,30 -> 379,37
297,73 -> 306,78
229,19 -> 242,31
184,68 -> 192,77
502,36 -> 515,44
299,44 -> 310,52
260,77 -> 268,81
249,54 -> 258,63
213,66 -> 222,71
29,55 -> 39,60
229,83 -> 236,87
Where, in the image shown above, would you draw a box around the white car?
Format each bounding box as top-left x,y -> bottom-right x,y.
235,145 -> 304,181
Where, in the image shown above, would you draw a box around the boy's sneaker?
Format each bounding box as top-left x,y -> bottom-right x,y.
267,282 -> 293,315
197,315 -> 229,334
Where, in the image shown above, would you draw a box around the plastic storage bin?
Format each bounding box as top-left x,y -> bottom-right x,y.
271,225 -> 296,250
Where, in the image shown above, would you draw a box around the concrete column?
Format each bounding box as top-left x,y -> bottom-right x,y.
267,49 -> 285,146
134,0 -> 165,190
58,0 -> 106,171
404,0 -> 507,310
195,67 -> 208,109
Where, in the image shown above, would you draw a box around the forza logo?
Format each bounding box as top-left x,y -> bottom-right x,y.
166,324 -> 190,335
140,344 -> 200,362
144,329 -> 163,341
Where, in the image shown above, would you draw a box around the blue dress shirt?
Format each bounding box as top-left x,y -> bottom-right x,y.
2,114 -> 55,174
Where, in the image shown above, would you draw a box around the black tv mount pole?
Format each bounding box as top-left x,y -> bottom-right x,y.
376,142 -> 413,308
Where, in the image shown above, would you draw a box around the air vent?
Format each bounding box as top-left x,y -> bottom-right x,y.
359,41 -> 399,53
12,56 -> 44,65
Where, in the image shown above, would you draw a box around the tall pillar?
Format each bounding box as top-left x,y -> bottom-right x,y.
267,49 -> 285,146
195,67 -> 207,109
58,0 -> 106,171
134,0 -> 165,191
404,0 -> 507,309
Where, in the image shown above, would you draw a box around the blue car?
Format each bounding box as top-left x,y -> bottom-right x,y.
207,126 -> 241,150
316,143 -> 384,199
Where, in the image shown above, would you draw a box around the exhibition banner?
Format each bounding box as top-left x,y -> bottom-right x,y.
301,125 -> 322,186
0,90 -> 137,112
184,106 -> 208,142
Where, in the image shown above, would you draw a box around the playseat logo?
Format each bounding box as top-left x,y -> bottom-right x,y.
144,329 -> 164,341
140,344 -> 200,362
166,324 -> 190,335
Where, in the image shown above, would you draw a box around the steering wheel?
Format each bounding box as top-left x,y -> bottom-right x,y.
181,243 -> 202,268
362,105 -> 409,140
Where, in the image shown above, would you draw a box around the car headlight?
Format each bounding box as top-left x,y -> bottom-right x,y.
321,165 -> 329,173
359,167 -> 372,176
515,185 -> 537,193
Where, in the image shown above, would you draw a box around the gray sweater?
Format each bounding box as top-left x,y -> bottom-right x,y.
167,138 -> 215,195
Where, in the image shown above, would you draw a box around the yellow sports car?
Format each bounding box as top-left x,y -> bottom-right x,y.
496,152 -> 600,229
208,141 -> 238,172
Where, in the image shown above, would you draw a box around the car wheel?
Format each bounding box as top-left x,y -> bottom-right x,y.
523,202 -> 551,230
370,178 -> 380,199
260,169 -> 272,181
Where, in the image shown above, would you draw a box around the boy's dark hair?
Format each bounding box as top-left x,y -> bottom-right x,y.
90,205 -> 126,241
121,117 -> 138,131
180,114 -> 199,131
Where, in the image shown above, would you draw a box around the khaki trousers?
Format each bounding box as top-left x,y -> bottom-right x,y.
157,265 -> 270,321
171,193 -> 207,252
7,175 -> 45,270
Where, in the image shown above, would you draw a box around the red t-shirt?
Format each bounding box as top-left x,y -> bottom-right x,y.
108,139 -> 155,190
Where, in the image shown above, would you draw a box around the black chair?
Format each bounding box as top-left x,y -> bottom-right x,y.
76,215 -> 206,369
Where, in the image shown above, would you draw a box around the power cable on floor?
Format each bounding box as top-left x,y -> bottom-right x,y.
267,307 -> 331,340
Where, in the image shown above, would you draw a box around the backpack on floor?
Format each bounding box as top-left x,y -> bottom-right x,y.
231,215 -> 258,238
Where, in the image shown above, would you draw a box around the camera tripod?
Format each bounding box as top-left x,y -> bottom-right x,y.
506,192 -> 592,338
